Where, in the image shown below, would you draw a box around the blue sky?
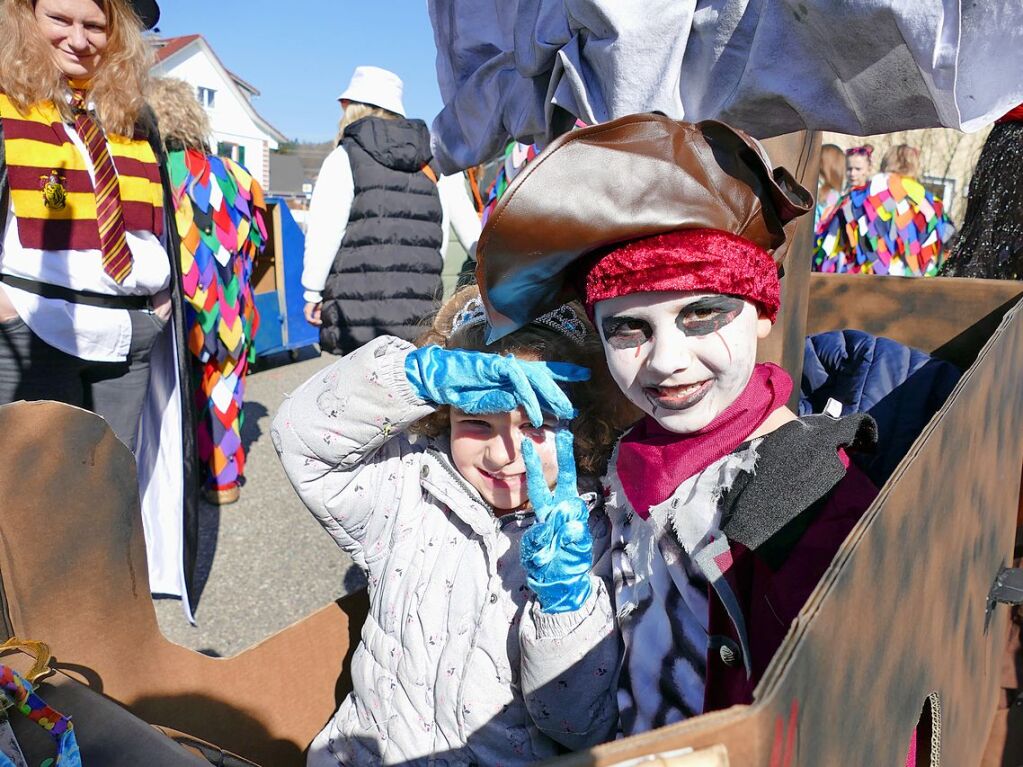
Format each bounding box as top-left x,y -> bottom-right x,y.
155,1 -> 445,143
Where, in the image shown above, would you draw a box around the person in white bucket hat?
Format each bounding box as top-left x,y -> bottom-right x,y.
336,65 -> 406,117
303,66 -> 481,353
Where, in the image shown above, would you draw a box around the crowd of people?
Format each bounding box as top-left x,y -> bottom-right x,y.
812,142 -> 957,277
0,0 -> 1021,764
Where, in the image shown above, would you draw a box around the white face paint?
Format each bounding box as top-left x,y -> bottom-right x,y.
594,291 -> 772,434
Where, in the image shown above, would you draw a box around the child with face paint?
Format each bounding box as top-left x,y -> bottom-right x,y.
474,114 -> 880,735
272,286 -> 629,765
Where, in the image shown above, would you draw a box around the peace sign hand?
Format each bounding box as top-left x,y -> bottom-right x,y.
519,427 -> 594,614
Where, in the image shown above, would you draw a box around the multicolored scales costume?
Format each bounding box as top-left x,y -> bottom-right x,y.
481,141 -> 539,225
480,120 -> 589,225
167,148 -> 266,496
813,173 -> 956,276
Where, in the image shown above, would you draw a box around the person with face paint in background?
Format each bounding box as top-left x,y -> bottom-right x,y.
473,114 -> 880,735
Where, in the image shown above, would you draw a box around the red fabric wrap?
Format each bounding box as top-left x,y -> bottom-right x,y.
996,104 -> 1023,124
582,229 -> 781,321
616,362 -> 793,518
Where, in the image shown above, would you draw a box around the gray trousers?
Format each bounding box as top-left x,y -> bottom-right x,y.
0,310 -> 168,451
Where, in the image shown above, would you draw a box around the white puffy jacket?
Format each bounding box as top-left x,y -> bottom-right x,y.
272,336 -> 619,766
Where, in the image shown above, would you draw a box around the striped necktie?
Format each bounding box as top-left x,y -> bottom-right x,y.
70,88 -> 133,284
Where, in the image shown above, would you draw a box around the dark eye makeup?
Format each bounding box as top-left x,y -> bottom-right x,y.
677,296 -> 744,336
600,316 -> 652,350
601,296 -> 745,349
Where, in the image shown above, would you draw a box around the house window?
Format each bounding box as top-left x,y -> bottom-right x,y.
216,142 -> 246,167
196,86 -> 216,108
921,174 -> 956,208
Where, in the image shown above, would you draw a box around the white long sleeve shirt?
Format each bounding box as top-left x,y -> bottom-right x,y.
0,119 -> 170,362
301,144 -> 481,304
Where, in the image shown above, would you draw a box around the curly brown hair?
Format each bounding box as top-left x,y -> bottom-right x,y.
0,0 -> 153,137
411,286 -> 638,477
880,144 -> 922,179
146,76 -> 211,152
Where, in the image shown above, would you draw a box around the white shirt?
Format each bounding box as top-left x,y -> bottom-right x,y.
0,121 -> 171,362
301,144 -> 482,304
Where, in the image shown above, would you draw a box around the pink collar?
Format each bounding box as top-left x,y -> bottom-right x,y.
616,363 -> 793,518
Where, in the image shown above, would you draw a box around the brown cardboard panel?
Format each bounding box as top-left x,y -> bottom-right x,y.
0,401 -> 367,766
759,295 -> 1023,764
755,131 -> 822,410
807,273 -> 1023,368
251,201 -> 281,295
554,296 -> 1023,765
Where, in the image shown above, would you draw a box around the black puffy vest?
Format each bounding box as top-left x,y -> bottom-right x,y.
319,117 -> 444,355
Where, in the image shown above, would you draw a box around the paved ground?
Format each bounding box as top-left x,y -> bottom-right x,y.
154,348 -> 365,656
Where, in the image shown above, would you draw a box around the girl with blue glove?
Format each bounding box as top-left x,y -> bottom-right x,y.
273,286 -> 630,766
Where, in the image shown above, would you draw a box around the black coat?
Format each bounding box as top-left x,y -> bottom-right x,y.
319,117 -> 444,355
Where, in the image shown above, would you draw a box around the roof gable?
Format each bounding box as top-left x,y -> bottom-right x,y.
153,34 -> 201,63
151,35 -> 287,143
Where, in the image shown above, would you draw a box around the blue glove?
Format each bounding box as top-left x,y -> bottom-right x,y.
404,345 -> 589,426
520,428 -> 593,613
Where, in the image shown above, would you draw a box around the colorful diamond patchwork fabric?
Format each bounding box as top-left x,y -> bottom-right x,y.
813,173 -> 956,277
481,141 -> 539,226
168,149 -> 267,491
480,120 -> 588,226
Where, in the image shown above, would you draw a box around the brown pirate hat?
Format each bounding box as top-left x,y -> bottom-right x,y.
475,113 -> 813,341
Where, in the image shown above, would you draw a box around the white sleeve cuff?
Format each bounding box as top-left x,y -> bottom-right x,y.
303,290 -> 323,304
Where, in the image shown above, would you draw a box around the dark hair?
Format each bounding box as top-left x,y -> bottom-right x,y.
939,122 -> 1023,280
411,286 -> 637,476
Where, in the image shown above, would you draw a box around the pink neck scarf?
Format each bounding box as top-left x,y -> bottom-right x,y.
616,363 -> 794,518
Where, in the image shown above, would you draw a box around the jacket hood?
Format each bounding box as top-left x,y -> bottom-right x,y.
343,116 -> 433,172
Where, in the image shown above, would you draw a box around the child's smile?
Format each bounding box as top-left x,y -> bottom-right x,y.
449,407 -> 559,513
595,290 -> 772,434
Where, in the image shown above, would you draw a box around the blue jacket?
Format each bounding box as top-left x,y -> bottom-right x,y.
800,330 -> 961,487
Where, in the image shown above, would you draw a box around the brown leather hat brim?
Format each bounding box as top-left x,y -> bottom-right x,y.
475,113 -> 813,341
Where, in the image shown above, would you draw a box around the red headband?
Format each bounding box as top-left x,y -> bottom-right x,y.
580,228 -> 781,322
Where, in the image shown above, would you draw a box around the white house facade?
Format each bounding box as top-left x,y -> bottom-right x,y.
151,35 -> 288,189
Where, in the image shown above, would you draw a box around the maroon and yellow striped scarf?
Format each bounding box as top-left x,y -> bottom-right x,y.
0,93 -> 164,251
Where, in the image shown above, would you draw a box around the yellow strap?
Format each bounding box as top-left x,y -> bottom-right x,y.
0,638 -> 53,684
420,163 -> 438,184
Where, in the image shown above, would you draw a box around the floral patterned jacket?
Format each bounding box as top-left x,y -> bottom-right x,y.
272,335 -> 619,766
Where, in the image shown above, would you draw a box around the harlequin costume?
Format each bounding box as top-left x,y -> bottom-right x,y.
166,147 -> 266,502
481,141 -> 538,226
474,114 -> 880,730
813,173 -> 956,276
0,79 -> 200,617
